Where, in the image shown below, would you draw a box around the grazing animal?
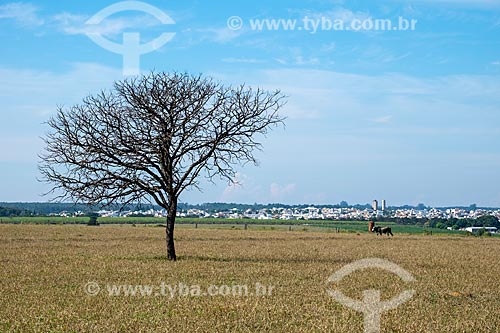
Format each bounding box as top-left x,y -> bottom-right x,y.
372,226 -> 393,236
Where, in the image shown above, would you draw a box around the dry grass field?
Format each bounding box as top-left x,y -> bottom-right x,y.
0,224 -> 499,332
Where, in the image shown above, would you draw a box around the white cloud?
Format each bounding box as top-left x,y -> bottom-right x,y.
0,63 -> 123,199
0,2 -> 44,26
215,68 -> 500,149
273,56 -> 320,66
409,0 -> 500,6
0,4 -> 172,37
301,7 -> 372,28
321,42 -> 336,52
294,56 -> 320,65
372,115 -> 393,124
0,135 -> 43,162
274,58 -> 287,65
300,7 -> 370,22
328,7 -> 371,24
195,27 -> 244,43
218,173 -> 265,202
0,63 -> 122,109
270,183 -> 296,201
220,172 -> 246,197
270,47 -> 322,68
222,58 -> 264,64
220,172 -> 248,202
381,52 -> 411,63
53,12 -> 164,36
0,62 -> 123,143
2,64 -> 500,204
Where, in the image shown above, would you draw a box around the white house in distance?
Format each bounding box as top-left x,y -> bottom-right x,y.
464,227 -> 498,234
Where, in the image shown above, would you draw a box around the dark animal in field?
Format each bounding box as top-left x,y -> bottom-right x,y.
372,226 -> 393,236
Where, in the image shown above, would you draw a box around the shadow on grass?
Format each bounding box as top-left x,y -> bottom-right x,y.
177,236 -> 339,242
116,254 -> 351,264
175,254 -> 352,264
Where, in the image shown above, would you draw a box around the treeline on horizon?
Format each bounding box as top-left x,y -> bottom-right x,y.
371,215 -> 500,230
0,201 -> 497,216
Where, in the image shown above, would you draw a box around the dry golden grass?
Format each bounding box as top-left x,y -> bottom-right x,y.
0,224 -> 499,332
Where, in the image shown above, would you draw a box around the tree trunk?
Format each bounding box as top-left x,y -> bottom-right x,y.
166,197 -> 177,261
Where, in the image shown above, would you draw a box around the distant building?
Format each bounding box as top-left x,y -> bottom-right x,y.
381,200 -> 386,211
372,200 -> 378,211
464,227 -> 497,234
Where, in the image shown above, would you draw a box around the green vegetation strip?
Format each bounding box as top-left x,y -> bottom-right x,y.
0,216 -> 476,235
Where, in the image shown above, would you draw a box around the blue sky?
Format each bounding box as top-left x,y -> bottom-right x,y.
1,0 -> 500,206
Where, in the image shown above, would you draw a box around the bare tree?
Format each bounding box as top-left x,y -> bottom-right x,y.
39,72 -> 286,260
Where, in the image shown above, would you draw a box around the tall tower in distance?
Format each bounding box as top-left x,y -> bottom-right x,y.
372,200 -> 378,211
381,199 -> 386,211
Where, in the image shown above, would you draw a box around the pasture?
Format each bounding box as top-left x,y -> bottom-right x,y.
0,216 -> 466,235
0,224 -> 499,332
